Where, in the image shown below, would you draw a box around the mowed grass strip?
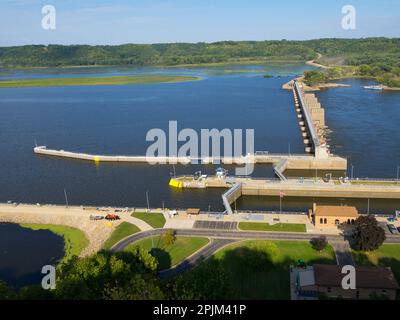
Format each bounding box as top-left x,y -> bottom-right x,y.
126,236 -> 209,270
352,244 -> 400,283
0,75 -> 200,88
213,240 -> 336,299
20,223 -> 89,264
238,222 -> 306,233
131,212 -> 166,228
103,222 -> 140,250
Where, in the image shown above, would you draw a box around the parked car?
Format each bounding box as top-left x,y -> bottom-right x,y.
105,214 -> 120,220
387,224 -> 399,234
90,215 -> 104,220
387,217 -> 396,223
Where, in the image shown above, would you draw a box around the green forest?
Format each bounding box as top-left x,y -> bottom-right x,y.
0,38 -> 398,68
1,38 -> 399,87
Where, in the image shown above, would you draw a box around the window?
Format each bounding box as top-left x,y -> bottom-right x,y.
327,287 -> 331,293
320,218 -> 323,224
324,218 -> 327,224
347,219 -> 351,224
335,219 -> 340,225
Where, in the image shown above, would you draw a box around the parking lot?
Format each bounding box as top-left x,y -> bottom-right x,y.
193,220 -> 238,230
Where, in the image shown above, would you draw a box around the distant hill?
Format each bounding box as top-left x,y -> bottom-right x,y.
0,38 -> 399,69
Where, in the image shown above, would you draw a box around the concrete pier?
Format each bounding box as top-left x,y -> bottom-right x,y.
34,146 -> 347,173
175,174 -> 400,201
293,81 -> 330,158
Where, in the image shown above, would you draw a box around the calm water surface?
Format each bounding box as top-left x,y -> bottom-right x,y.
0,65 -> 399,211
0,223 -> 64,288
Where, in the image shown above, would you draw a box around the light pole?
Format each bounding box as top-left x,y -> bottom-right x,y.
64,188 -> 69,208
146,190 -> 150,212
396,166 -> 399,182
350,164 -> 354,180
288,143 -> 291,156
162,201 -> 165,213
367,198 -> 370,215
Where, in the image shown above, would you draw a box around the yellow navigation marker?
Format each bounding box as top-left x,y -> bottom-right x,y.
169,178 -> 183,188
107,222 -> 112,227
94,156 -> 100,165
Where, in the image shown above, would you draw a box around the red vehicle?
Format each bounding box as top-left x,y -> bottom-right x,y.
105,214 -> 120,220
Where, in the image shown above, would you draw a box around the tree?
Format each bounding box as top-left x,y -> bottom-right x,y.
53,249 -> 162,299
169,259 -> 235,300
303,71 -> 327,86
352,215 -> 386,251
359,64 -> 373,76
0,281 -> 16,300
310,236 -> 328,252
162,230 -> 176,247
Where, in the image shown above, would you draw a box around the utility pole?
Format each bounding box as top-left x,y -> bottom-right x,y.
367,198 -> 370,215
162,201 -> 165,213
351,164 -> 354,180
288,143 -> 291,156
64,188 -> 69,208
397,166 -> 399,182
146,190 -> 150,212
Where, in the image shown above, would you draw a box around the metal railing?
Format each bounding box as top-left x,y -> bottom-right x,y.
294,81 -> 320,147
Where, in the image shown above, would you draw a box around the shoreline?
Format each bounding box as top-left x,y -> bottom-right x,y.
0,203 -> 122,256
19,223 -> 89,265
0,75 -> 201,88
0,59 -> 307,71
303,54 -> 400,91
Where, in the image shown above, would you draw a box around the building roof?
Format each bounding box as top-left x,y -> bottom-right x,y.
313,264 -> 399,290
186,208 -> 200,215
298,268 -> 315,287
314,205 -> 359,218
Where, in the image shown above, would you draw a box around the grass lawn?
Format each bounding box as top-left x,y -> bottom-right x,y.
352,244 -> 400,283
238,222 -> 306,233
103,222 -> 140,250
0,75 -> 199,88
131,212 -> 166,228
212,240 -> 336,299
20,223 -> 89,264
126,236 -> 209,270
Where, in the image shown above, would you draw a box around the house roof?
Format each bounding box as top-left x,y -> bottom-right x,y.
298,268 -> 315,287
313,264 -> 399,290
186,208 -> 200,214
314,205 -> 359,217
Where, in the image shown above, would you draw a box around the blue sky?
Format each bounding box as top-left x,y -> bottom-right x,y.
0,0 -> 399,46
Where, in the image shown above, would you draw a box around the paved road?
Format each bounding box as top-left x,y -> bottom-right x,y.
331,240 -> 355,266
112,229 -> 400,253
111,229 -> 342,252
158,239 -> 237,279
111,229 -> 400,278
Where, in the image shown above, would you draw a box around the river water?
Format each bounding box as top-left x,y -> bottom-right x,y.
0,223 -> 64,288
0,65 -> 399,212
